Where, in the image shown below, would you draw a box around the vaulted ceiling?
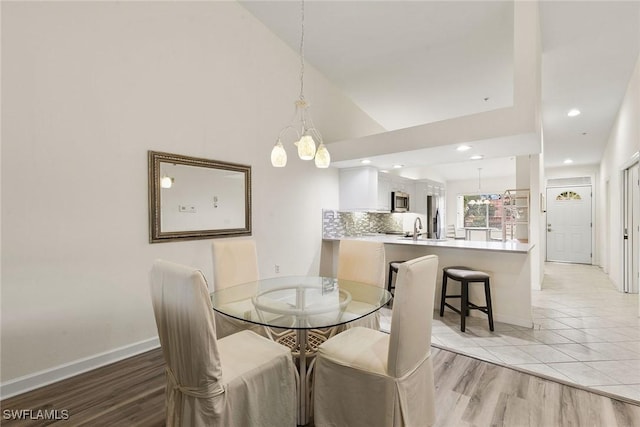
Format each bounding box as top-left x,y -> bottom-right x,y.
241,1 -> 640,180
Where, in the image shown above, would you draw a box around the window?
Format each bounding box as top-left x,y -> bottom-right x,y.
556,191 -> 581,201
456,194 -> 503,229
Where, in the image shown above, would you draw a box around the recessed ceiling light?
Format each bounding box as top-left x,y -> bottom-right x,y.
361,159 -> 371,164
563,159 -> 574,164
567,109 -> 581,117
380,170 -> 389,173
470,155 -> 483,160
456,145 -> 472,152
392,164 -> 403,169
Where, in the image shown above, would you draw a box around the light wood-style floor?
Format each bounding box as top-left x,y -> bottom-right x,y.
2,346 -> 639,426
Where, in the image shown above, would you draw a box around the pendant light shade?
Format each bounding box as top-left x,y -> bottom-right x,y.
297,134 -> 316,160
314,142 -> 330,168
271,0 -> 330,169
271,139 -> 287,167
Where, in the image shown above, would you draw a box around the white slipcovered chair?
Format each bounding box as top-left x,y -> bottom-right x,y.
150,260 -> 296,427
211,239 -> 267,338
313,254 -> 438,427
336,239 -> 386,330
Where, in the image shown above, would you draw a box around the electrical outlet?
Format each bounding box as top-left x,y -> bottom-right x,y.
275,264 -> 280,274
178,205 -> 197,213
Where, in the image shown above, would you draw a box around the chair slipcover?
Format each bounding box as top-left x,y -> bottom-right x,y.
337,239 -> 386,330
211,239 -> 266,338
150,260 -> 296,427
313,254 -> 438,427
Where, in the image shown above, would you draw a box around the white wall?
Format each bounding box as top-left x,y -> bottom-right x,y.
598,55 -> 640,291
1,2 -> 383,385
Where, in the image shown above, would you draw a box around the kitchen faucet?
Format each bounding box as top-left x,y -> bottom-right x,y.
413,217 -> 423,241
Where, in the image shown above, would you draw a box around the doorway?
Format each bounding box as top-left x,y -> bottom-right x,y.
623,162 -> 639,294
546,185 -> 592,264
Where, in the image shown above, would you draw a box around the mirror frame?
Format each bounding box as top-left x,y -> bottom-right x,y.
148,150 -> 252,243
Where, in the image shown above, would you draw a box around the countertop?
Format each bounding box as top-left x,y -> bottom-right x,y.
323,234 -> 534,253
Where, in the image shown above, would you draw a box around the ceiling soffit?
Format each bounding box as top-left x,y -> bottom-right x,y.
329,1 -> 542,170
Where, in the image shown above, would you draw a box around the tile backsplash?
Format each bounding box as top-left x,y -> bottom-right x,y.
322,210 -> 404,238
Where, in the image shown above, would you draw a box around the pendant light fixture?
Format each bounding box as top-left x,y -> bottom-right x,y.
271,0 -> 330,168
468,168 -> 490,205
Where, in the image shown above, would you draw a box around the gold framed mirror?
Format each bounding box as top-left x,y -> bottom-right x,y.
148,151 -> 251,243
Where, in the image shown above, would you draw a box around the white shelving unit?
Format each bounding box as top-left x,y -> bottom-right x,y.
502,189 -> 530,242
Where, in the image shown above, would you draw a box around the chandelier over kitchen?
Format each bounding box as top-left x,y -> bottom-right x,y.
468,168 -> 491,205
270,0 -> 330,168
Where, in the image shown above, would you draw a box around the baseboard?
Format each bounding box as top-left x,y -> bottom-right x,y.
0,337 -> 160,400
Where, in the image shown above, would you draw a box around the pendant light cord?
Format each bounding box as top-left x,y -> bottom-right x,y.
299,0 -> 306,102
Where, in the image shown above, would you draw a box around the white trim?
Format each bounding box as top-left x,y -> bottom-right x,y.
621,151 -> 640,171
546,177 -> 592,187
0,337 -> 160,400
621,159 -> 640,294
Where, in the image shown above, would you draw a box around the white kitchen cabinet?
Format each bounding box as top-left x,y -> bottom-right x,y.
413,180 -> 445,215
413,182 -> 428,215
377,173 -> 391,211
339,167 -> 380,211
339,167 -> 418,212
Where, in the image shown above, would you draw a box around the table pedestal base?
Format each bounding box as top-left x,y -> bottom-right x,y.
275,329 -> 328,426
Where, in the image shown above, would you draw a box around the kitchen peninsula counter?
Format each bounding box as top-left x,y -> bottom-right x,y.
321,236 -> 535,328
323,235 -> 533,253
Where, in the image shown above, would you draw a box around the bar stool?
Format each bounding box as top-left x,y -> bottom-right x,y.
387,261 -> 405,305
440,266 -> 494,332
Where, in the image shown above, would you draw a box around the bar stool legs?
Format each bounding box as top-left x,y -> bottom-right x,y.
484,278 -> 495,331
387,261 -> 404,306
440,267 -> 494,332
439,269 -> 450,317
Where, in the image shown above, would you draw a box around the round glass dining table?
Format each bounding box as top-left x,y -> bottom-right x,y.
210,276 -> 391,425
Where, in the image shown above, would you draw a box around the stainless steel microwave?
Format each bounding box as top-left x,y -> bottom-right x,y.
391,191 -> 410,212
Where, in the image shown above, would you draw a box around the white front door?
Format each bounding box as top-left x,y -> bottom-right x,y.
546,186 -> 592,264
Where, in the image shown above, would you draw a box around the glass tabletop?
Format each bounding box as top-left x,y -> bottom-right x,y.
210,276 -> 391,330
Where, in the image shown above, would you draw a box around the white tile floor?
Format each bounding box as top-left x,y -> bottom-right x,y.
380,262 -> 640,403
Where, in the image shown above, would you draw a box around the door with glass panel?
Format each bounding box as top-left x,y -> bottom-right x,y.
546,186 -> 592,264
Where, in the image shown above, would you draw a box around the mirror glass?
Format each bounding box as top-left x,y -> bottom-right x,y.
148,151 -> 251,242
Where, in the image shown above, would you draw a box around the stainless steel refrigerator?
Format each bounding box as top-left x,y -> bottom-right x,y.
427,195 -> 442,239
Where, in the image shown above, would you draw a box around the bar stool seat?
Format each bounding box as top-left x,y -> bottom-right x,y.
387,261 -> 405,305
440,266 -> 494,332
